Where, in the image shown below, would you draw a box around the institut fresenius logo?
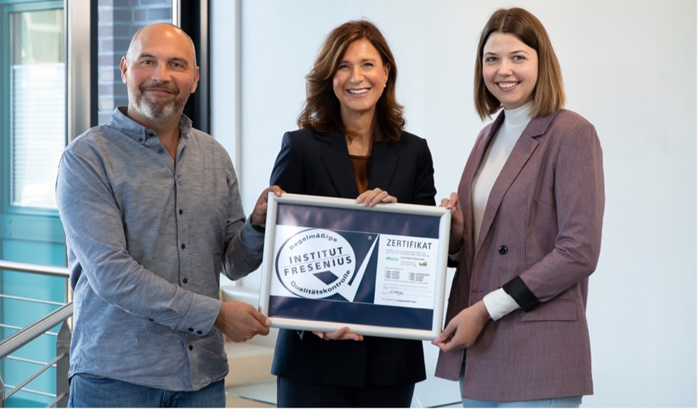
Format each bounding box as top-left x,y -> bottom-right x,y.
275,228 -> 379,301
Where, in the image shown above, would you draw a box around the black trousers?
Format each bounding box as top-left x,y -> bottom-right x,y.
276,376 -> 415,408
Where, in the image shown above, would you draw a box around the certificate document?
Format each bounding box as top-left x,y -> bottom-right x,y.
259,194 -> 450,340
375,235 -> 439,309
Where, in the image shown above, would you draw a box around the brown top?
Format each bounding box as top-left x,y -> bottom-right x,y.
349,155 -> 370,194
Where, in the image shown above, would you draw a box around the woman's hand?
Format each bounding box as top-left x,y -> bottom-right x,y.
313,327 -> 364,341
440,193 -> 464,254
356,188 -> 397,207
432,300 -> 490,352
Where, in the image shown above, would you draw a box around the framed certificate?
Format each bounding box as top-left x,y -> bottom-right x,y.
258,193 -> 451,340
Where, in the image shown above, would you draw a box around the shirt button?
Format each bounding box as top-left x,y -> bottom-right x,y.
498,245 -> 508,255
179,209 -> 183,215
149,133 -> 155,137
149,318 -> 154,322
158,148 -> 164,154
188,328 -> 194,332
181,244 -> 186,249
183,278 -> 188,284
196,331 -> 203,335
189,345 -> 193,351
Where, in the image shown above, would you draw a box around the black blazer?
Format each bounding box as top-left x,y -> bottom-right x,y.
269,127 -> 436,387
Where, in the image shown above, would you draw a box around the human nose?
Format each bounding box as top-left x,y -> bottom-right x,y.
349,65 -> 363,83
152,62 -> 171,81
496,60 -> 512,76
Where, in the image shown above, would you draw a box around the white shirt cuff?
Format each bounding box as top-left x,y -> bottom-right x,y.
482,288 -> 520,321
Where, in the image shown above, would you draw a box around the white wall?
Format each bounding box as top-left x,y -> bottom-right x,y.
212,0 -> 697,407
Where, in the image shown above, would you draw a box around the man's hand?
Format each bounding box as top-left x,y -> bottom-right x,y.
251,185 -> 284,228
440,192 -> 464,254
432,300 -> 490,352
356,188 -> 397,207
214,301 -> 271,342
312,327 -> 363,342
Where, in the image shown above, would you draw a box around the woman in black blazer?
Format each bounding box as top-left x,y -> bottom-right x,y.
269,20 -> 437,407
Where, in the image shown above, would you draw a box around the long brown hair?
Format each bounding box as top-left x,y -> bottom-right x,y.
298,20 -> 404,144
474,8 -> 566,120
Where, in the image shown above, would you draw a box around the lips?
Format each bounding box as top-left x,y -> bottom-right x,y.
144,87 -> 175,94
347,88 -> 370,95
497,82 -> 519,90
141,82 -> 178,95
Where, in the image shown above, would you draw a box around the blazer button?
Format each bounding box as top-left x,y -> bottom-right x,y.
498,245 -> 508,255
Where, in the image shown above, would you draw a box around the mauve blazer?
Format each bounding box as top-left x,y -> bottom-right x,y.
269,127 -> 436,387
435,109 -> 604,401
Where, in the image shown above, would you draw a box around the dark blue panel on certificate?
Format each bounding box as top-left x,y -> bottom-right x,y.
277,204 -> 439,239
268,296 -> 433,330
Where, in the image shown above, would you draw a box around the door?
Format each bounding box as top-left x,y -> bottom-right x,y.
0,0 -> 67,407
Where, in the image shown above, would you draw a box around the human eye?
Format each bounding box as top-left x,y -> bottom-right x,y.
512,55 -> 525,62
484,56 -> 498,64
139,58 -> 154,65
338,63 -> 350,70
362,61 -> 375,68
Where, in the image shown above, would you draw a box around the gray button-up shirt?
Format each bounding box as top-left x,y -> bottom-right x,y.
56,107 -> 263,391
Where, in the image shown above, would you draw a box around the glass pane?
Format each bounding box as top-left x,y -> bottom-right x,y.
10,9 -> 65,209
97,0 -> 173,124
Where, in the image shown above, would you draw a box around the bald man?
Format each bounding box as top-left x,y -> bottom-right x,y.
56,23 -> 282,407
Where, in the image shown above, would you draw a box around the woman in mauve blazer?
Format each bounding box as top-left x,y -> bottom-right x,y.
433,8 -> 604,407
269,20 -> 436,408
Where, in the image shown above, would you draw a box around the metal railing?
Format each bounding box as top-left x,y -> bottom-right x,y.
0,260 -> 71,408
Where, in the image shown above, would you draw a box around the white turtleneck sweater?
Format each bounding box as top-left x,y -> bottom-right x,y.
472,102 -> 533,321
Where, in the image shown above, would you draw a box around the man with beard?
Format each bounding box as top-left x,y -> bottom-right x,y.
55,23 -> 282,407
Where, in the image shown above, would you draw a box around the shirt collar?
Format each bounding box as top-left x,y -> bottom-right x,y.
503,101 -> 533,128
110,107 -> 193,144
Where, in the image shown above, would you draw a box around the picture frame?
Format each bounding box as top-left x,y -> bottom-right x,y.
258,193 -> 451,340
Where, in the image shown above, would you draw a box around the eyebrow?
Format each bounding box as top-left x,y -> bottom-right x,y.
171,57 -> 189,67
483,50 -> 530,56
339,57 -> 378,64
136,53 -> 190,66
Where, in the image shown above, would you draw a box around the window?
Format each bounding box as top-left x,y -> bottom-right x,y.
9,8 -> 64,209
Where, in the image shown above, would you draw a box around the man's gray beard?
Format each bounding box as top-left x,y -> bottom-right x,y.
133,95 -> 183,121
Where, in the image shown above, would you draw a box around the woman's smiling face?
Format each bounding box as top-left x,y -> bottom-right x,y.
482,32 -> 538,110
332,38 -> 389,120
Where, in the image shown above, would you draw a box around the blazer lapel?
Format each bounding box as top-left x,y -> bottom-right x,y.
460,113 -> 505,266
367,142 -> 398,191
474,112 -> 556,257
318,130 -> 360,198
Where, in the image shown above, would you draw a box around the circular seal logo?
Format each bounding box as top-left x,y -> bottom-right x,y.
275,228 -> 356,299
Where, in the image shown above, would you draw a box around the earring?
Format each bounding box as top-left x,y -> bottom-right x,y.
384,83 -> 387,88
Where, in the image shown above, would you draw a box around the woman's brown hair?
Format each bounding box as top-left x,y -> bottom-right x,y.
298,20 -> 404,144
474,8 -> 566,120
